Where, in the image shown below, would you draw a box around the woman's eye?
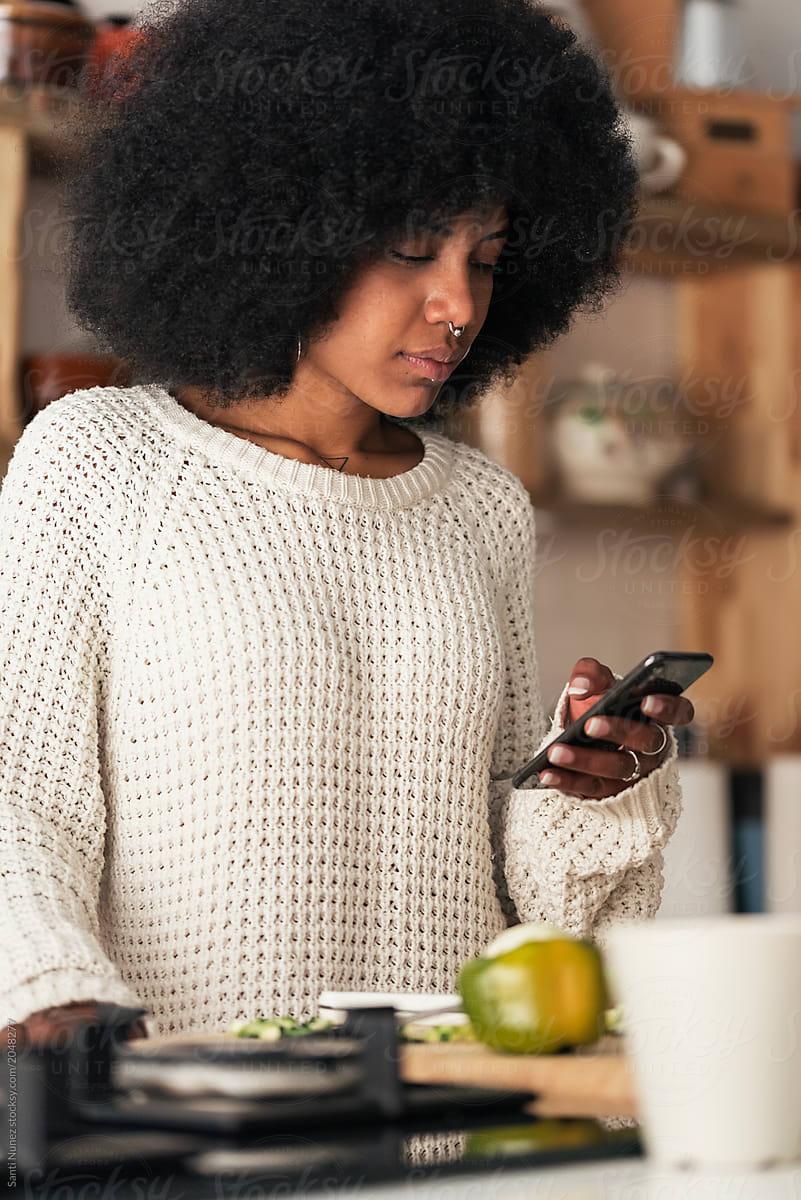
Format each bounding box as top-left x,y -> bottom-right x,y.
389,251 -> 502,275
388,252 -> 432,264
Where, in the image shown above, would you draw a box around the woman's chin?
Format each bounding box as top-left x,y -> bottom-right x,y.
378,388 -> 439,421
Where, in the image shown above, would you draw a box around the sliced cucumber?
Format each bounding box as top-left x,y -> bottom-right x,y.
228,1014 -> 477,1044
228,1015 -> 337,1039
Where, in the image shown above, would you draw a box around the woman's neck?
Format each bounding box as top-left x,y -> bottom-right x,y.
169,386 -> 424,477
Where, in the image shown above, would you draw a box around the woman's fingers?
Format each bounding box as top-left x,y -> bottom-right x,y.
1,1002 -> 100,1050
0,1004 -> 147,1050
641,694 -> 694,725
538,690 -> 695,799
538,767 -> 627,799
546,741 -> 643,783
566,657 -> 616,723
583,714 -> 668,756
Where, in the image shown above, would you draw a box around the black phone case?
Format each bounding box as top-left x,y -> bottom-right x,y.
511,651 -> 713,789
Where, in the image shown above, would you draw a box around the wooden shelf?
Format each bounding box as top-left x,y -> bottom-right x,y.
623,193 -> 801,276
528,489 -> 794,532
0,436 -> 15,481
0,83 -> 799,263
0,82 -> 87,171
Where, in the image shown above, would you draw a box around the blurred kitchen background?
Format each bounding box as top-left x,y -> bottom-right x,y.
1,0 -> 800,917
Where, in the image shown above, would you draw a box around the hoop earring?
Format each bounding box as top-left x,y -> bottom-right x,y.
296,335 -> 302,364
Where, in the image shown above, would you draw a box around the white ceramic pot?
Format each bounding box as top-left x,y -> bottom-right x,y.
549,366 -> 692,505
618,109 -> 687,194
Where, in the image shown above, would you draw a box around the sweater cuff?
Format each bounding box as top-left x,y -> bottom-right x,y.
551,678 -> 572,735
0,966 -> 146,1028
577,724 -> 680,835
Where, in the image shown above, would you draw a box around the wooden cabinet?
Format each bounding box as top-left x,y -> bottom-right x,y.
0,119 -> 27,475
675,263 -> 801,763
0,84 -> 85,477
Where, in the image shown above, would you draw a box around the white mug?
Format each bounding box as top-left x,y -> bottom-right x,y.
605,915 -> 801,1169
675,0 -> 748,90
619,110 -> 687,194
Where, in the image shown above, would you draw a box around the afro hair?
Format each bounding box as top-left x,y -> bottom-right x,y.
57,0 -> 640,426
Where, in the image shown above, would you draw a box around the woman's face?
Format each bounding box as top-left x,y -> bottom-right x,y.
300,203 -> 509,422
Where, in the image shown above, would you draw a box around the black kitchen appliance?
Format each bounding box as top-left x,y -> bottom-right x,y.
2,1003 -> 641,1194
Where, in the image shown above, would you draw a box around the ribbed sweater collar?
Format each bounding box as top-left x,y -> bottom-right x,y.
140,383 -> 454,510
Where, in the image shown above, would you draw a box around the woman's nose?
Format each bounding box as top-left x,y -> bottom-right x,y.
423,264 -> 480,331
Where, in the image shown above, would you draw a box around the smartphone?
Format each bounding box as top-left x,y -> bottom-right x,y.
511,650 -> 714,789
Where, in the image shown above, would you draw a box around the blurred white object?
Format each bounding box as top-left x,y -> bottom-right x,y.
317,990 -> 467,1024
675,0 -> 747,90
656,758 -> 733,918
618,109 -> 687,194
605,915 -> 801,1168
539,0 -> 599,48
764,754 -> 801,913
549,362 -> 692,505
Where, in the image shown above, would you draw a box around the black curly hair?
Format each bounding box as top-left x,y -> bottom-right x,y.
57,0 -> 640,426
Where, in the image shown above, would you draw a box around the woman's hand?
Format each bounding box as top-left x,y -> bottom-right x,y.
539,656 -> 694,800
0,1001 -> 148,1050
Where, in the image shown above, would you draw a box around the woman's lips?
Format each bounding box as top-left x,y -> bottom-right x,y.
400,352 -> 456,382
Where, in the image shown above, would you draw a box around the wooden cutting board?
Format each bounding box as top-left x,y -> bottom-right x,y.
399,1038 -> 638,1119
127,1030 -> 638,1119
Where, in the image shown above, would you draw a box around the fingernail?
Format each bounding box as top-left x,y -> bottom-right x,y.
539,771 -> 558,786
549,745 -> 574,765
567,676 -> 592,696
585,717 -> 606,737
642,696 -> 659,715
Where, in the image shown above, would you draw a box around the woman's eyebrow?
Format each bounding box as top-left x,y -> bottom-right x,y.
419,223 -> 511,241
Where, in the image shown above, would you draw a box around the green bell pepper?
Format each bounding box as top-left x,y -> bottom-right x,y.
457,937 -> 610,1054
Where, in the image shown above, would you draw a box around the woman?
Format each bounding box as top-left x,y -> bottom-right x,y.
0,0 -> 690,1044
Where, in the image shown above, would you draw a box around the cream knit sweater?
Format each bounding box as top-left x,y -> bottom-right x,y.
0,385 -> 681,1038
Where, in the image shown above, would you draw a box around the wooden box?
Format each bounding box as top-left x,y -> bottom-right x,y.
634,86 -> 801,217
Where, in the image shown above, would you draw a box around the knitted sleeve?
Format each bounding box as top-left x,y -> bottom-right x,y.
0,409 -> 144,1024
486,487 -> 682,939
